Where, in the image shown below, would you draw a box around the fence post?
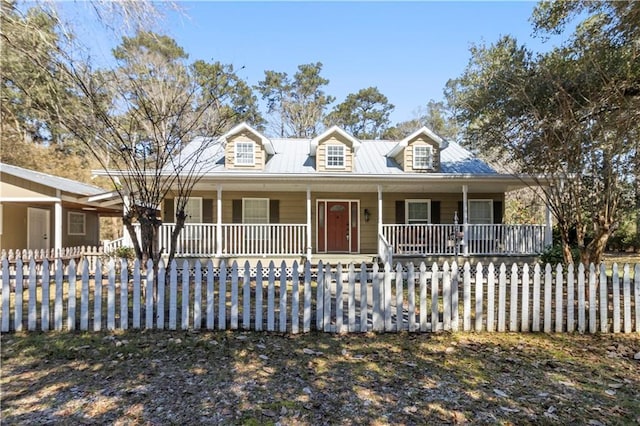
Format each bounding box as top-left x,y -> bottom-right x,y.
181,259 -> 190,330
292,261 -> 300,334
372,263 -> 382,332
54,259 -> 64,331
555,264 -> 564,333
15,258 -> 24,332
206,260 -> 215,330
347,263 -> 356,332
612,263 -> 620,333
360,262 -> 368,333
242,261 -> 250,330
169,260 -> 177,330
133,259 -> 141,329
577,263 -> 586,333
395,262 -> 404,332
599,263 -> 608,333
255,261 -> 263,331
194,260 -> 202,330
521,264 -> 530,332
336,263 -> 344,333
475,262 -> 484,332
543,264 -> 552,333
303,261 -> 311,333
431,263 -> 439,332
510,264 -> 519,332
498,264 -> 506,332
80,259 -> 89,331
419,262 -> 428,332
623,264 -> 631,334
487,263 -> 496,332
118,260 -> 129,329
218,261 -> 227,330
566,264 -> 575,333
267,261 -> 275,331
107,259 -> 116,331
41,259 -> 50,331
1,258 -> 9,332
156,260 -> 165,330
463,262 -> 471,332
277,261 -> 287,332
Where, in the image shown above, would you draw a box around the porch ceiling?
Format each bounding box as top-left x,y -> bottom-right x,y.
191,175 -> 535,194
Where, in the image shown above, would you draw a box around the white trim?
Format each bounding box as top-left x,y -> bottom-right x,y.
405,199 -> 431,224
0,197 -> 61,202
387,126 -> 444,158
310,125 -> 361,156
0,203 -> 3,235
222,122 -> 274,154
234,141 -> 255,166
67,211 -> 87,235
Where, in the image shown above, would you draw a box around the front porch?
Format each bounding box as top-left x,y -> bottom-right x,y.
105,222 -> 549,262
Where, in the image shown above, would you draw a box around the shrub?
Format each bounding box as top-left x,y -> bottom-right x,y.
539,244 -> 580,265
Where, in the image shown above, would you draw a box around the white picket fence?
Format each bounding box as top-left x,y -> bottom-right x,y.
1,257 -> 638,334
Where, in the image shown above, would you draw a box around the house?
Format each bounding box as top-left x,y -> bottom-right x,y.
105,123 -> 552,262
0,163 -> 122,251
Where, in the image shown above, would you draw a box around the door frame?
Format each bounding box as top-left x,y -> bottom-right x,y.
316,199 -> 360,254
27,207 -> 51,250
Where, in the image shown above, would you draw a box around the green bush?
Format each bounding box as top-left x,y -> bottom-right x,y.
107,246 -> 136,260
539,244 -> 580,265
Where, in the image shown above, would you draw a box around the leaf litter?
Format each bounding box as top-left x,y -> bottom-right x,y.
1,331 -> 638,425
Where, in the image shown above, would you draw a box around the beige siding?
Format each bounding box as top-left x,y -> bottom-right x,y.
224,132 -> 266,170
316,135 -> 354,172
404,135 -> 441,172
0,175 -> 57,198
0,203 -> 28,249
62,208 -> 101,247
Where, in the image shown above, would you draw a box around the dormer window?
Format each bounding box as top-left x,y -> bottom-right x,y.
326,144 -> 345,168
235,142 -> 255,166
413,145 -> 433,170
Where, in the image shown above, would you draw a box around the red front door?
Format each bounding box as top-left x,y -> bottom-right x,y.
326,202 -> 350,252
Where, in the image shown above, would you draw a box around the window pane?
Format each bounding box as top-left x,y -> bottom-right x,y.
183,198 -> 202,223
68,212 -> 86,235
413,145 -> 432,169
407,201 -> 430,224
243,198 -> 269,223
326,145 -> 344,167
469,201 -> 492,224
235,142 -> 254,165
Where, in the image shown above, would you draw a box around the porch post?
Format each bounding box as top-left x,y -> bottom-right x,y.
544,204 -> 553,248
377,185 -> 383,237
216,185 -> 222,257
54,189 -> 62,254
462,185 -> 469,257
306,186 -> 312,262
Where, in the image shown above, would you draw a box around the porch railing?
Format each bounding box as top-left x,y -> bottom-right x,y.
221,224 -> 307,256
382,224 -> 547,256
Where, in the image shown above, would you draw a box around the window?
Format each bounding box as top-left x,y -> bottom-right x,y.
68,212 -> 86,235
326,144 -> 345,168
235,142 -> 255,166
406,200 -> 431,224
468,200 -> 493,224
413,145 -> 433,169
243,198 -> 269,223
178,198 -> 202,223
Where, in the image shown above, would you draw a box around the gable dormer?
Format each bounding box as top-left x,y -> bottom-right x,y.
386,127 -> 443,172
310,126 -> 361,172
223,123 -> 274,170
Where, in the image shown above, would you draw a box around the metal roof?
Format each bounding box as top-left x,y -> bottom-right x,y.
0,162 -> 106,196
189,137 -> 498,176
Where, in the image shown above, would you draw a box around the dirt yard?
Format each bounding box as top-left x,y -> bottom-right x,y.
1,331 -> 639,425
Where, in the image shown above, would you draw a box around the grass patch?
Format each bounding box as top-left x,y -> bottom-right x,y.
1,331 -> 639,425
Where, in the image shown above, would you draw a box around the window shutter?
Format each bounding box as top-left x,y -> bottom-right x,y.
493,201 -> 503,224
164,199 -> 175,222
395,201 -> 405,224
431,201 -> 441,224
203,199 -> 213,223
457,201 -> 464,223
269,200 -> 280,224
232,200 -> 242,223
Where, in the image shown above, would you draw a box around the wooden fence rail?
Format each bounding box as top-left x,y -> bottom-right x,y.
1,258 -> 638,334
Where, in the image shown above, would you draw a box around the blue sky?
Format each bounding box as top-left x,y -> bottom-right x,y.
73,1 -> 567,125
